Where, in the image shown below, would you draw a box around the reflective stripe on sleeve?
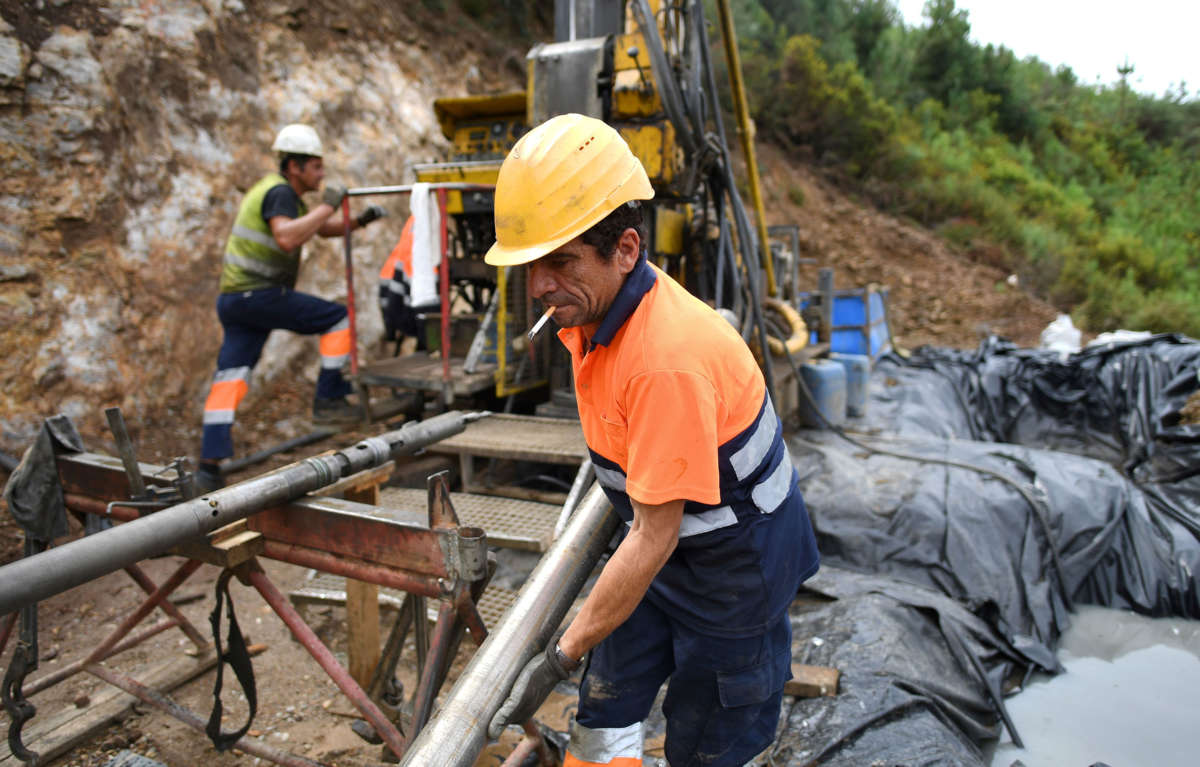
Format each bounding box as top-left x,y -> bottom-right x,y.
678,505 -> 738,538
751,456 -> 794,514
729,396 -> 779,481
231,224 -> 286,254
593,464 -> 627,493
564,720 -> 642,767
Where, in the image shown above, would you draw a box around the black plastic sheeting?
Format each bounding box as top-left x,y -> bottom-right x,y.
856,334 -> 1200,620
772,334 -> 1200,765
772,567 -> 1015,767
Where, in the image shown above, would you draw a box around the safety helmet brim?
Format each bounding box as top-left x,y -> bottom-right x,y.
272,124 -> 324,157
484,197 -> 652,267
483,114 -> 654,267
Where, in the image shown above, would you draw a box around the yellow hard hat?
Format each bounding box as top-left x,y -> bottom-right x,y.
484,114 -> 654,267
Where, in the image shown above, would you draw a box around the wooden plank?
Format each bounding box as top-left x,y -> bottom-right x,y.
312,461 -> 395,498
169,522 -> 264,569
784,663 -> 840,698
344,484 -> 381,688
0,650 -> 218,765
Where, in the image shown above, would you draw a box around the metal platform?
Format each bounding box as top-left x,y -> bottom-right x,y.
378,486 -> 560,552
427,413 -> 587,465
290,570 -> 517,629
358,353 -> 497,396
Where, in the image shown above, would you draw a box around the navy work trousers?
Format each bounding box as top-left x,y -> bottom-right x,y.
200,287 -> 350,460
573,597 -> 793,767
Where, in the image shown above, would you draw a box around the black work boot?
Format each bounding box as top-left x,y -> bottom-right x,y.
194,461 -> 225,494
312,396 -> 362,426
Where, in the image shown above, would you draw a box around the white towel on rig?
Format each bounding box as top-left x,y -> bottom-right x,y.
409,182 -> 442,308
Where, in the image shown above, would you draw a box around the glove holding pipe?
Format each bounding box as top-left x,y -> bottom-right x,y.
487,636 -> 579,739
322,183 -> 347,209
356,204 -> 386,227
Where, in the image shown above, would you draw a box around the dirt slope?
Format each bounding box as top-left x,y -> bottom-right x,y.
755,142 -> 1058,351
0,0 -> 531,462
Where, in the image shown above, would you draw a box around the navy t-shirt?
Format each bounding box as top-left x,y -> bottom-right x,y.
261,184 -> 301,222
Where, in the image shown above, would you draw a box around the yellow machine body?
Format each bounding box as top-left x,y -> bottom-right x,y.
611,31 -> 662,118
411,0 -> 788,403
433,91 -> 528,159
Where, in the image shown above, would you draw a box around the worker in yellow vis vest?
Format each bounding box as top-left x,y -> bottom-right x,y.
195,124 -> 386,492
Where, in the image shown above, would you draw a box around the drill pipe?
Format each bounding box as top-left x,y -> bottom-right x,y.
399,484 -> 618,767
0,411 -> 482,617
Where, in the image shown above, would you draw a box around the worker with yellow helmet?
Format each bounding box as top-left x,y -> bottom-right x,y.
487,114 -> 819,767
195,124 -> 387,492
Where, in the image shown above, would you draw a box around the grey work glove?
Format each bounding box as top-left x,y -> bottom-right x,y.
322,183 -> 347,209
487,640 -> 572,739
356,204 -> 386,227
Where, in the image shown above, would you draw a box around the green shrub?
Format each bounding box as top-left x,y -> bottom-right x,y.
731,0 -> 1200,337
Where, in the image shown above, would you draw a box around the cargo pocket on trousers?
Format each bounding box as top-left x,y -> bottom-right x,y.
716,645 -> 792,709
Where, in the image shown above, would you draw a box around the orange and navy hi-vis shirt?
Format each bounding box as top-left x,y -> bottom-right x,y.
558,258 -> 819,637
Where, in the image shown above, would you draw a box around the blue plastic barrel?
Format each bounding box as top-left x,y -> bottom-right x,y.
797,359 -> 847,429
798,287 -> 892,361
830,352 -> 870,417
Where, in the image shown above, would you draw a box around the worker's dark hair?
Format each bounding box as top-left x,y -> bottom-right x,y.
280,153 -> 318,175
582,201 -> 647,261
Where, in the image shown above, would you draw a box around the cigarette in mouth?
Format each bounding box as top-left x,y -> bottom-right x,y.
527,306 -> 557,342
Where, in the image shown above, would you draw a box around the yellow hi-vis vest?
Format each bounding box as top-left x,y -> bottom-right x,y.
219,173 -> 308,293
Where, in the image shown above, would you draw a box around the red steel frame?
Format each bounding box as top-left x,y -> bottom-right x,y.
2,451 -> 522,766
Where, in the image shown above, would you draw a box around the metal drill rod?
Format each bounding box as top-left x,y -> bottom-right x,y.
399,485 -> 619,767
553,462 -> 594,540
345,182 -> 494,197
0,411 -> 486,616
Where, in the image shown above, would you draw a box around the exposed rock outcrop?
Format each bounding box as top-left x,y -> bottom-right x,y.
0,0 -> 528,455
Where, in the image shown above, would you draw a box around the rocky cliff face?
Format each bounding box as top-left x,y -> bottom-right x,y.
0,0 -> 529,456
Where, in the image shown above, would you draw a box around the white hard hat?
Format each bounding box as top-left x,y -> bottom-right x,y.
272,124 -> 323,157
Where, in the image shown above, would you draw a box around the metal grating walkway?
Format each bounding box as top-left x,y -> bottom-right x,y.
358,354 -> 497,396
290,570 -> 517,629
378,487 -> 560,552
427,414 -> 586,465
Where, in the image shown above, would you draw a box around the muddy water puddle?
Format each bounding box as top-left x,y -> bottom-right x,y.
988,605 -> 1200,767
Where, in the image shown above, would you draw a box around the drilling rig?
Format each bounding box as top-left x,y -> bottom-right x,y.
382,0 -> 812,415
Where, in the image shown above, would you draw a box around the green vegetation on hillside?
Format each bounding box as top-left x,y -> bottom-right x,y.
723,0 -> 1200,336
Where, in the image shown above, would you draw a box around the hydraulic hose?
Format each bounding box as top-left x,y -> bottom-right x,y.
763,298 -> 808,356
629,0 -> 698,155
